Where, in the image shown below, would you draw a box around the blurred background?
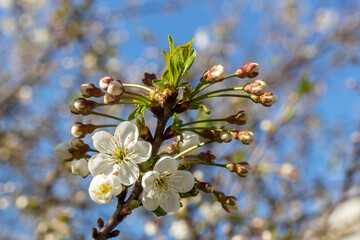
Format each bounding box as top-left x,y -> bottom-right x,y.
0,0 -> 360,239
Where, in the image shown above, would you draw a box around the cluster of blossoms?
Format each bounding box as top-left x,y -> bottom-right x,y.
54,37 -> 277,239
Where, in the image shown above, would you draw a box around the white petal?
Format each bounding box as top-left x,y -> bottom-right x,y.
110,175 -> 123,196
168,170 -> 195,193
54,142 -> 72,161
160,191 -> 181,213
114,121 -> 138,147
118,161 -> 139,186
88,154 -> 115,176
92,131 -> 117,154
141,171 -> 159,192
177,131 -> 201,154
88,175 -> 113,204
71,158 -> 90,177
142,190 -> 159,211
127,140 -> 152,163
154,156 -> 179,174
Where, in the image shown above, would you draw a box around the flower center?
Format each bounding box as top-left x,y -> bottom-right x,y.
154,172 -> 171,190
98,184 -> 112,195
114,149 -> 127,164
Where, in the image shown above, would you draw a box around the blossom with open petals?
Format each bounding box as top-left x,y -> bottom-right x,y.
177,131 -> 200,155
141,156 -> 195,213
88,173 -> 122,204
88,121 -> 152,186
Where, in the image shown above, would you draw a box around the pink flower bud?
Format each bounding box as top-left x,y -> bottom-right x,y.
104,92 -> 120,105
71,122 -> 96,138
243,79 -> 268,96
80,83 -> 104,98
233,130 -> 255,145
260,92 -> 277,107
235,62 -> 260,78
201,65 -> 227,83
198,151 -> 216,163
99,76 -> 113,90
107,80 -> 124,96
73,98 -> 97,115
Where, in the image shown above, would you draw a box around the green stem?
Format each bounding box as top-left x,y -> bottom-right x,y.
97,101 -> 141,107
199,94 -> 251,100
174,141 -> 213,160
179,161 -> 227,168
191,82 -> 205,98
182,118 -> 229,127
123,83 -> 152,92
180,127 -> 222,131
94,124 -> 118,129
192,87 -> 244,102
90,111 -> 126,122
124,91 -> 151,103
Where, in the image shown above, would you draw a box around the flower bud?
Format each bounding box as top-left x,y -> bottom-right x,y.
222,196 -> 239,213
68,100 -> 81,115
54,142 -> 73,162
202,128 -> 217,140
69,138 -> 90,152
107,80 -> 124,96
142,72 -> 157,86
165,143 -> 180,155
195,181 -> 213,193
71,122 -> 96,138
88,174 -> 122,204
73,98 -> 97,115
235,62 -> 260,78
104,92 -> 120,105
227,111 -> 248,125
219,125 -> 235,143
198,151 -> 216,163
80,83 -> 104,98
71,158 -> 90,177
259,92 -> 277,107
177,131 -> 201,155
243,79 -> 267,96
201,65 -> 227,83
137,124 -> 153,141
233,130 -> 255,145
227,162 -> 252,177
99,76 -> 113,90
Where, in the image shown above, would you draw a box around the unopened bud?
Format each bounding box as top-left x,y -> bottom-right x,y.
196,181 -> 213,193
142,72 -> 157,86
235,62 -> 260,78
233,130 -> 255,145
226,162 -> 251,177
165,143 -> 180,155
243,79 -> 267,96
71,122 -> 96,138
137,124 -> 153,141
99,76 -> 113,90
227,111 -> 248,125
104,92 -> 120,105
198,151 -> 216,163
54,142 -> 73,162
201,65 -> 227,83
107,80 -> 124,96
259,92 -> 277,107
73,98 -> 97,115
222,196 -> 239,213
69,138 -> 90,152
219,125 -> 236,143
202,128 -> 217,140
80,83 -> 104,98
71,158 -> 90,177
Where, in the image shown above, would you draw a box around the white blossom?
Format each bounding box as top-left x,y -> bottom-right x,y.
176,131 -> 200,155
88,173 -> 122,204
141,156 -> 195,213
71,158 -> 90,177
88,121 -> 152,186
107,80 -> 123,96
54,142 -> 73,161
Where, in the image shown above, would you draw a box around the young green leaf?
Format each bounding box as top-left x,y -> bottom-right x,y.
182,48 -> 196,77
152,206 -> 167,217
128,105 -> 146,120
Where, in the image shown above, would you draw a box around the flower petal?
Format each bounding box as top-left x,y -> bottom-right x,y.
110,175 -> 123,196
92,131 -> 117,154
141,171 -> 159,192
88,154 -> 115,176
142,190 -> 159,211
160,191 -> 181,213
127,140 -> 152,163
114,121 -> 139,147
154,156 -> 179,174
118,161 -> 139,186
168,170 -> 195,193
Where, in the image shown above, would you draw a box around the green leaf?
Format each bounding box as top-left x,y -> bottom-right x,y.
128,105 -> 146,120
152,206 -> 167,217
182,49 -> 196,77
162,49 -> 173,83
199,104 -> 211,115
168,36 -> 175,54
